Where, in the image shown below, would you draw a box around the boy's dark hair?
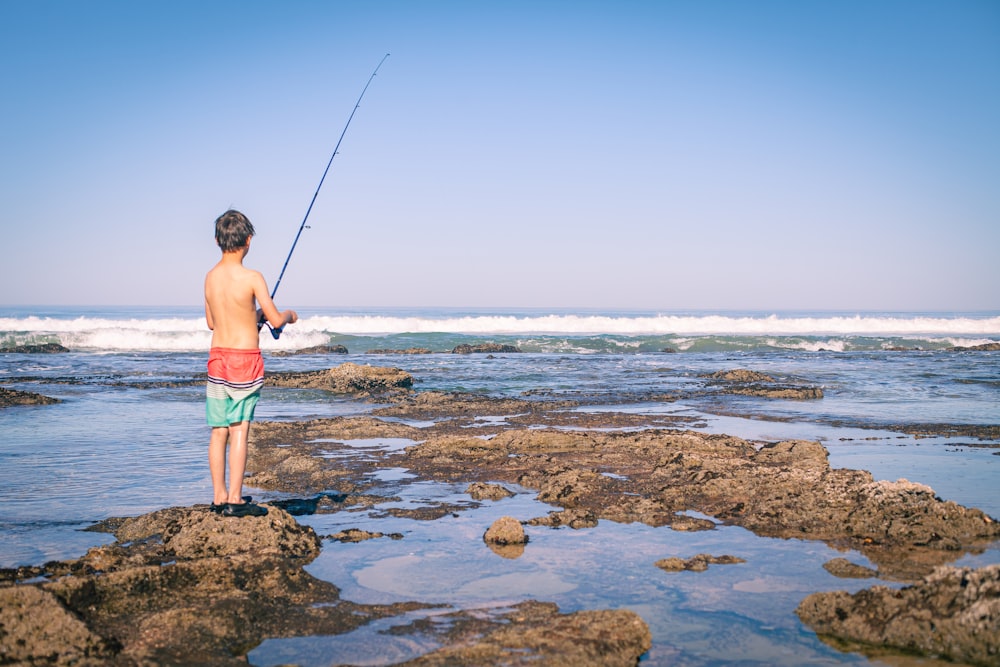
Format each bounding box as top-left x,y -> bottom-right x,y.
215,209 -> 256,252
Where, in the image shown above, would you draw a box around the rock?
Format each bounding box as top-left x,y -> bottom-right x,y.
668,514 -> 717,531
823,557 -> 878,579
393,601 -> 651,666
366,348 -> 433,354
526,508 -> 599,529
393,428 -> 1000,581
466,482 -> 515,500
655,554 -> 746,572
705,368 -> 824,399
0,386 -> 60,407
797,564 -> 1000,665
271,344 -> 349,356
373,391 -> 560,423
0,342 -> 70,353
267,362 -> 413,396
3,506 -> 429,665
708,369 -> 775,383
0,585 -> 114,664
484,516 -> 527,545
742,385 -> 824,399
753,439 -> 829,469
452,343 -> 521,354
113,505 -> 321,560
948,342 -> 1000,351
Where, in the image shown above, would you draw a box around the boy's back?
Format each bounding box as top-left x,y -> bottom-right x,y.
204,209 -> 296,350
204,259 -> 269,350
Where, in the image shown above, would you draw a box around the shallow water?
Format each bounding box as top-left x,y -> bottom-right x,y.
1,307 -> 998,665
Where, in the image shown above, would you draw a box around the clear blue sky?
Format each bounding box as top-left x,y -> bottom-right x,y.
2,0 -> 997,311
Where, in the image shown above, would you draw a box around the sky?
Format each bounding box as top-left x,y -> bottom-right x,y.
1,0 -> 998,312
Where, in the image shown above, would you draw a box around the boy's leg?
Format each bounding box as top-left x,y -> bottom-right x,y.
226,420 -> 251,504
208,426 -> 229,505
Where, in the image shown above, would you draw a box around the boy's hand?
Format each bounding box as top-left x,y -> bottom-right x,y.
284,310 -> 298,326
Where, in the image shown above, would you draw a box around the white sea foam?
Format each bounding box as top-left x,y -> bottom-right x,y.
293,313 -> 1000,336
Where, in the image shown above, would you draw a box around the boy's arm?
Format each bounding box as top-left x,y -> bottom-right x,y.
251,271 -> 297,330
204,300 -> 215,331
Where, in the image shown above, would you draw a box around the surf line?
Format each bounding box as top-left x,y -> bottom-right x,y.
260,53 -> 391,339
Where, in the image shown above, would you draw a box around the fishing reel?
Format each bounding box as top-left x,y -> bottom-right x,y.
257,314 -> 284,340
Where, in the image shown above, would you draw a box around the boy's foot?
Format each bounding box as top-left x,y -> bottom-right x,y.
221,502 -> 268,518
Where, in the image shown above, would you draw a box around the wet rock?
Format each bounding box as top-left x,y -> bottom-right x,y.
655,554 -> 746,572
245,417 -> 423,494
797,564 -> 1000,665
246,451 -> 350,494
0,342 -> 70,353
373,391 -> 553,424
948,342 -> 1000,351
379,500 -> 479,521
708,369 -> 775,383
452,343 -> 521,354
823,558 -> 877,579
267,362 -> 413,396
270,344 -> 349,356
742,384 -> 824,399
395,601 -> 651,666
0,386 -> 60,407
705,368 -> 824,399
366,347 -> 433,354
896,423 -> 1000,440
466,482 -> 515,500
484,516 -> 527,545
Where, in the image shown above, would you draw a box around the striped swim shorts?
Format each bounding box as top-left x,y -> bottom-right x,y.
206,347 -> 264,427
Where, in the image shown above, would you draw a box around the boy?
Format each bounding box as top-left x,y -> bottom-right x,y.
205,209 -> 297,517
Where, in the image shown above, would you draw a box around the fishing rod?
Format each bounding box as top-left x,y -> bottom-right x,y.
261,52 -> 390,339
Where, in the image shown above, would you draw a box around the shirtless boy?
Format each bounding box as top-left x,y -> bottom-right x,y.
205,209 -> 297,517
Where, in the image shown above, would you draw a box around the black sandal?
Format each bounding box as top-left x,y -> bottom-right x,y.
209,496 -> 253,513
221,502 -> 268,517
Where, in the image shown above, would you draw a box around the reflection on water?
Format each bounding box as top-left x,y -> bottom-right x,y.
251,471 -> 995,667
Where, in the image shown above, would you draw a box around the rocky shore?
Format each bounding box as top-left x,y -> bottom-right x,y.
797,564 -> 999,665
1,506 -> 649,666
2,363 -> 998,665
0,386 -> 60,407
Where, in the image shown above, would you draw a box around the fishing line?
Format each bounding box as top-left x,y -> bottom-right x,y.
261,52 -> 390,339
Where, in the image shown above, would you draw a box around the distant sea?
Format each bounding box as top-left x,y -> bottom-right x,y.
1,306 -> 998,568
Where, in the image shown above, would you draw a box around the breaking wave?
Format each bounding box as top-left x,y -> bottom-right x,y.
1,308 -> 997,353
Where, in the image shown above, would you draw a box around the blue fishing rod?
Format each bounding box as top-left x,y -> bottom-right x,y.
261,53 -> 390,339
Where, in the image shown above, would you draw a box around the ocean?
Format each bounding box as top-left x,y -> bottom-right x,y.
2,306 -> 999,665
